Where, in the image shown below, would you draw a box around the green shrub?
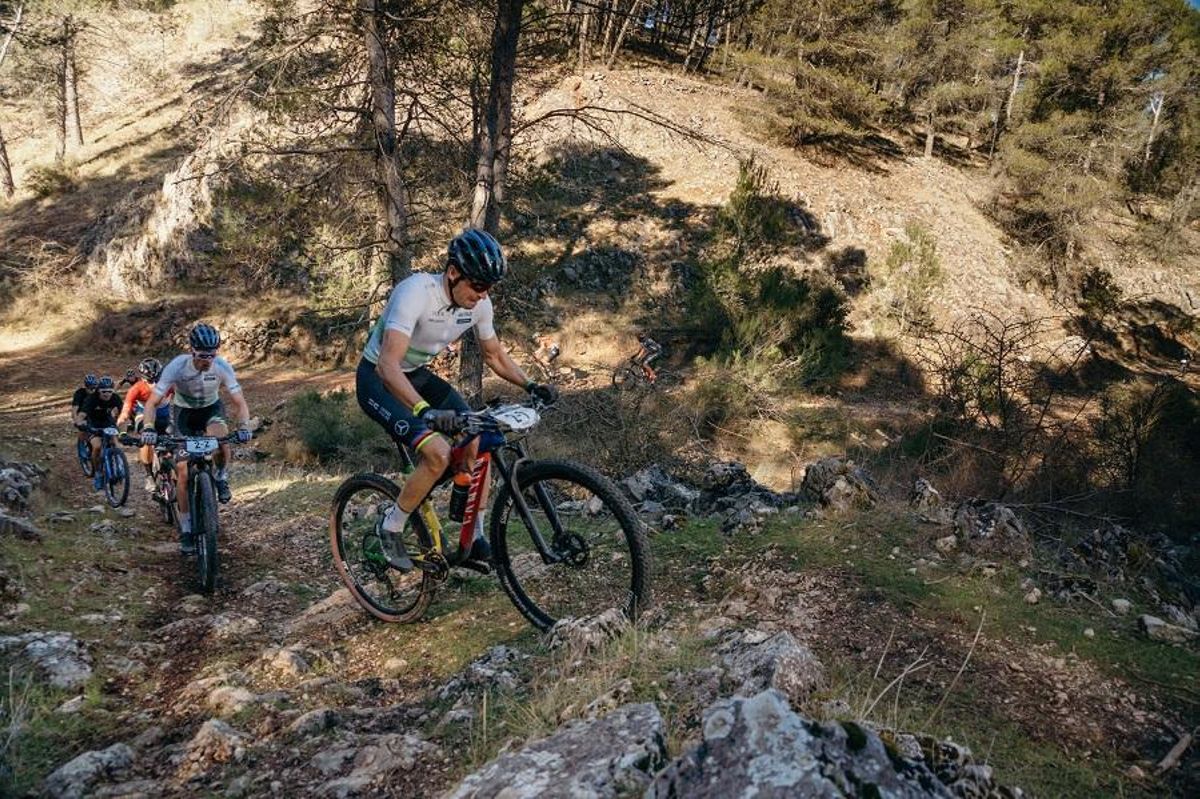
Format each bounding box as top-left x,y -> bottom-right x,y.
26,163 -> 80,198
288,389 -> 393,465
874,222 -> 943,334
1077,266 -> 1122,319
717,156 -> 792,253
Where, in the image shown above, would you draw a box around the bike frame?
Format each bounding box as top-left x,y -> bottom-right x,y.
397,429 -> 570,571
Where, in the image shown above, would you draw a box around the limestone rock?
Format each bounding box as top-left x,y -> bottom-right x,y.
548,608 -> 629,653
0,511 -> 42,540
43,743 -> 134,799
321,734 -> 437,798
438,645 -> 526,700
446,703 -> 666,799
721,630 -> 825,706
177,719 -> 247,780
647,691 -> 953,798
0,631 -> 92,689
1112,598 -> 1132,615
1139,614 -> 1198,644
800,457 -> 879,512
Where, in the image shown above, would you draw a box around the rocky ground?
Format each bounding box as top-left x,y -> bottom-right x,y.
1,356 -> 1197,798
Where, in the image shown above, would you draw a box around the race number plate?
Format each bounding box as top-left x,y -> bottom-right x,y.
185,437 -> 219,456
492,405 -> 540,432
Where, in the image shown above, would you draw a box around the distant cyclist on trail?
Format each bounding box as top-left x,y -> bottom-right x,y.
632,331 -> 663,383
116,357 -> 172,494
76,376 -> 122,491
71,373 -> 98,447
140,324 -> 253,552
356,228 -> 557,570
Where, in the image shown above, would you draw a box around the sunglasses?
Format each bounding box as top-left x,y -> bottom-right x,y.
193,350 -> 218,360
99,389 -> 113,395
467,280 -> 492,293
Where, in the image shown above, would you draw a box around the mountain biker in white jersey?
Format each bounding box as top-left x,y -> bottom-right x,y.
140,323 -> 253,553
357,228 -> 557,570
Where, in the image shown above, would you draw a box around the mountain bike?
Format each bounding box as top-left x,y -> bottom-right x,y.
153,433 -> 238,594
122,433 -> 180,530
84,426 -> 129,508
330,402 -> 651,631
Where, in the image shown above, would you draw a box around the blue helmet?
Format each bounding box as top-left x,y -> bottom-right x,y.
83,374 -> 98,388
98,376 -> 114,390
189,323 -> 221,350
447,229 -> 507,285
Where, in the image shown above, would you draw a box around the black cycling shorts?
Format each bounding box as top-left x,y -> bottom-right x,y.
356,358 -> 468,450
172,401 -> 227,437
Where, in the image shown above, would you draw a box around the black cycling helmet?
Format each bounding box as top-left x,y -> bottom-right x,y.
447,229 -> 507,285
139,357 -> 162,382
83,374 -> 98,389
98,376 -> 114,390
190,323 -> 221,350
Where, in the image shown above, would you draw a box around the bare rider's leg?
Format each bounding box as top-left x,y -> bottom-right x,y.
89,435 -> 102,471
397,436 -> 450,514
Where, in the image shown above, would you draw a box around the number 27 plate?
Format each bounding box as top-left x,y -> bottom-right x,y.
185,437 -> 219,456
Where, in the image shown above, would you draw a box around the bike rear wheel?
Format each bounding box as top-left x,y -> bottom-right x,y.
491,459 -> 651,631
611,363 -> 641,388
194,473 -> 220,594
159,471 -> 178,528
330,473 -> 436,623
77,440 -> 94,477
104,448 -> 130,508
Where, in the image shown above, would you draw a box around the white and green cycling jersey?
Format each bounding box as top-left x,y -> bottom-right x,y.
363,272 -> 497,371
154,354 -> 242,408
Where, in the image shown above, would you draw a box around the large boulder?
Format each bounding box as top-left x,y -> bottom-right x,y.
647,691 -> 953,798
446,703 -> 666,799
0,631 -> 92,689
720,631 -> 825,706
43,743 -> 134,799
800,457 -> 879,512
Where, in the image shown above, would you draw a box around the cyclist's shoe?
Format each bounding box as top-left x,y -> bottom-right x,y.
374,514 -> 414,571
143,475 -> 156,493
215,478 -> 232,504
465,535 -> 492,565
92,473 -> 104,491
179,533 -> 196,555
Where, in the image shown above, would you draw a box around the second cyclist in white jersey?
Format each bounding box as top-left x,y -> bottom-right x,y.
141,323 -> 253,552
356,228 -> 557,570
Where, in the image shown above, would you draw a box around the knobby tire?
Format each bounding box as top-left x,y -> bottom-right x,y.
330,473 -> 435,623
194,473 -> 220,594
105,447 -> 130,508
491,459 -> 650,632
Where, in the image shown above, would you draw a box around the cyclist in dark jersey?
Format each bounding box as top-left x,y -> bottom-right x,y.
77,377 -> 123,491
71,374 -> 98,449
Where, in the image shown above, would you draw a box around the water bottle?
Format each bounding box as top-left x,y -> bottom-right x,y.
448,471 -> 472,522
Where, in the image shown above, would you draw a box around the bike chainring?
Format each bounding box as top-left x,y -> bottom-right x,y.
555,532 -> 590,568
422,550 -> 450,583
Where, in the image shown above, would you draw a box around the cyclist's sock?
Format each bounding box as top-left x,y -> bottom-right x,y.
473,514 -> 485,541
180,512 -> 191,534
382,504 -> 410,534
216,467 -> 229,482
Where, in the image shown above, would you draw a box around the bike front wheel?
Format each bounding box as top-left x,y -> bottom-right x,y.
611,363 -> 641,388
104,448 -> 130,508
194,473 -> 220,594
330,473 -> 436,623
491,459 -> 651,631
77,440 -> 94,477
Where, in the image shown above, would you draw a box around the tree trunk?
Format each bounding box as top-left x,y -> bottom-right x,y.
577,9 -> 589,74
606,0 -> 642,69
361,0 -> 410,286
64,22 -> 83,148
55,38 -> 67,162
924,114 -> 935,158
1143,94 -> 1163,167
0,121 -> 14,198
464,0 -> 526,406
1004,49 -> 1024,124
0,3 -> 21,197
